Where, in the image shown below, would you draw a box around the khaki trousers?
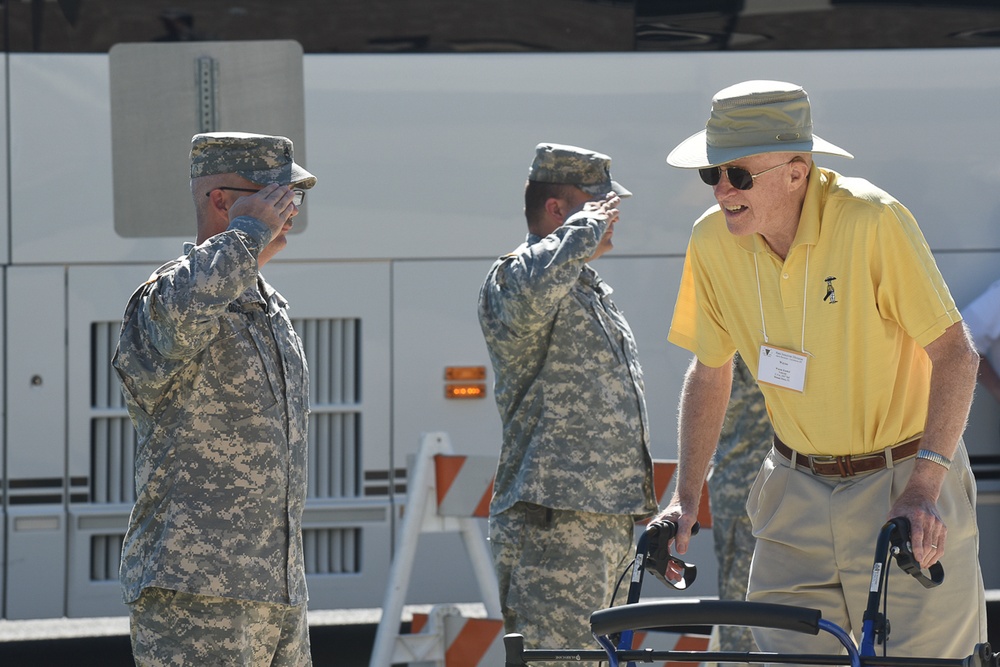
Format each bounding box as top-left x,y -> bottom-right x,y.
746,440 -> 986,659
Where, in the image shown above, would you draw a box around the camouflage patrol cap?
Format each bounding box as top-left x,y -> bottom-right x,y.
528,143 -> 631,198
190,131 -> 317,188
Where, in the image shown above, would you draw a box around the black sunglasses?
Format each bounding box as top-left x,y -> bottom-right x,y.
207,186 -> 305,206
699,159 -> 796,190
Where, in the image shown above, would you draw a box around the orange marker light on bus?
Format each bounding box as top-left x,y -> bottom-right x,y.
444,366 -> 487,399
445,366 -> 486,381
445,384 -> 486,399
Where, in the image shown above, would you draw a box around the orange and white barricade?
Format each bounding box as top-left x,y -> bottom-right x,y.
407,606 -> 505,667
632,631 -> 711,667
369,432 -> 502,667
369,431 -> 713,667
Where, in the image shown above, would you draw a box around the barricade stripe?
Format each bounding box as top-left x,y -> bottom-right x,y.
435,454 -> 496,518
632,631 -> 710,667
472,484 -> 492,519
434,455 -> 466,507
411,612 -> 429,634
652,460 -> 677,503
444,617 -> 504,667
667,633 -> 711,667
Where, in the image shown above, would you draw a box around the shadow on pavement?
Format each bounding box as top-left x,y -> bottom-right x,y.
0,623 -> 377,667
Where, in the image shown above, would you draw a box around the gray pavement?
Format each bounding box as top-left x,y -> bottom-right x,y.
1,597 -> 996,666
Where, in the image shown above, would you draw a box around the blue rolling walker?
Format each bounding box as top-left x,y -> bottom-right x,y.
504,518 -> 997,667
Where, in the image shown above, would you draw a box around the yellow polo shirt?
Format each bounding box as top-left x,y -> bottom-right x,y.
668,165 -> 960,457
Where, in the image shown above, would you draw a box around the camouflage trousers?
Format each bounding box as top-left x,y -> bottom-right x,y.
490,503 -> 634,667
128,587 -> 312,666
709,352 -> 772,658
710,508 -> 760,657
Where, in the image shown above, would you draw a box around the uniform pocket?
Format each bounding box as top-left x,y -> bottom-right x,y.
203,313 -> 279,422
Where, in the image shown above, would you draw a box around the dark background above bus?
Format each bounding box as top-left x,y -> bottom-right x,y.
7,0 -> 1000,53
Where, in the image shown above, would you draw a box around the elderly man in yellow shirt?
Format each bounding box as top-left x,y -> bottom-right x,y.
656,80 -> 986,660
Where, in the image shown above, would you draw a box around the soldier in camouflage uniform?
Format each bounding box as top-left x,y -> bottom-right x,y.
113,132 -> 316,666
708,353 -> 772,661
478,143 -> 658,662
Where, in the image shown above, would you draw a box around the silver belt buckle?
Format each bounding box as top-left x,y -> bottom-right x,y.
808,455 -> 838,474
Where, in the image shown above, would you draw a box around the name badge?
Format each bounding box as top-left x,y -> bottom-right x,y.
758,344 -> 807,392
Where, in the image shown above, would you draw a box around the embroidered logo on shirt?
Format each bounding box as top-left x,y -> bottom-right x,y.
823,276 -> 838,304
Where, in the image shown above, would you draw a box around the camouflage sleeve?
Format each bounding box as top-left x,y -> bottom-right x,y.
484,211 -> 607,334
140,216 -> 272,361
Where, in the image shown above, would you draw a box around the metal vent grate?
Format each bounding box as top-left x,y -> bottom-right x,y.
293,318 -> 363,500
91,419 -> 138,504
91,321 -> 126,412
91,317 -> 364,503
91,321 -> 135,505
303,527 -> 361,574
91,534 -> 125,581
88,318 -> 365,580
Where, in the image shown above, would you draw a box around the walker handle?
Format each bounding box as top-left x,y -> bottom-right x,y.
887,517 -> 944,588
644,519 -> 699,591
592,599 -> 822,638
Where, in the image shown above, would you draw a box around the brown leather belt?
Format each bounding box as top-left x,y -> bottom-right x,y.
773,434 -> 920,477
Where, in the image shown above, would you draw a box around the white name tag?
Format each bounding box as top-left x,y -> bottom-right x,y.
758,344 -> 808,392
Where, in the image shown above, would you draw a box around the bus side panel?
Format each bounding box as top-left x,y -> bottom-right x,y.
5,267 -> 67,619
297,50 -> 1000,261
391,258 -> 503,604
12,50 -> 1000,266
2,47 -> 999,620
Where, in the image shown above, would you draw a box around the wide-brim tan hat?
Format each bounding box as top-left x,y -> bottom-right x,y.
667,80 -> 854,169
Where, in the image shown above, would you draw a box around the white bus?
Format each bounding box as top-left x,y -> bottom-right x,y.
1,0 -> 998,622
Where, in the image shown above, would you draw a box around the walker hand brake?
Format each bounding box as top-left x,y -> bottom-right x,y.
644,520 -> 699,590
887,517 -> 945,589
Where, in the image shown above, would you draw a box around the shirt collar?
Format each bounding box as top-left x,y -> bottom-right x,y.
793,162 -> 826,250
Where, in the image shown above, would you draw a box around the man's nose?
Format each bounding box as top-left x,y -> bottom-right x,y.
713,172 -> 737,195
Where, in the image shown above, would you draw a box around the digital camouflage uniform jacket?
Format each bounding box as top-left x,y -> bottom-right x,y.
113,216 -> 309,606
478,210 -> 656,518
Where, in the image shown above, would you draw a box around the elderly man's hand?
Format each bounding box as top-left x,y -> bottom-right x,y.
888,480 -> 947,570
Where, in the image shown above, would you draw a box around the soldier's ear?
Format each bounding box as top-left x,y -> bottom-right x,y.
206,188 -> 229,213
544,196 -> 565,221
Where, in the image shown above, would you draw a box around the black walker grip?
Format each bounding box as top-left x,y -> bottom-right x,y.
503,633 -> 527,667
591,599 -> 822,638
643,519 -> 700,590
886,517 -> 945,588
